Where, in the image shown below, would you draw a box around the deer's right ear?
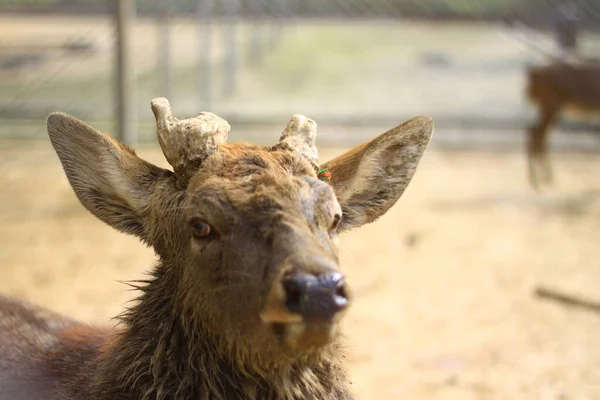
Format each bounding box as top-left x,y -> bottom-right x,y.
47,113 -> 173,241
320,116 -> 433,232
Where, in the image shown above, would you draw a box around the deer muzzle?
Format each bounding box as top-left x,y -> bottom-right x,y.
261,269 -> 351,325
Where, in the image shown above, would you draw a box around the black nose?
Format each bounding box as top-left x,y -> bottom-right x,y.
281,272 -> 349,320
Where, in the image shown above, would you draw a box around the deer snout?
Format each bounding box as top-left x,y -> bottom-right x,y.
281,272 -> 349,320
261,269 -> 351,324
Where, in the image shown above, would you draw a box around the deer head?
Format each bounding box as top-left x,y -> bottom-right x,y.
46,98 -> 433,367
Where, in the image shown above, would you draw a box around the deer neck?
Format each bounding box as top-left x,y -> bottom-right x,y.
91,262 -> 353,400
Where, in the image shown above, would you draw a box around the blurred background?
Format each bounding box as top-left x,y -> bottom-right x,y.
1,1 -> 600,399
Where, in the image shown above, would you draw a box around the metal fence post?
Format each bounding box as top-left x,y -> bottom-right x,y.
198,0 -> 213,110
268,0 -> 286,50
248,8 -> 266,66
114,0 -> 137,146
157,0 -> 171,100
222,0 -> 239,98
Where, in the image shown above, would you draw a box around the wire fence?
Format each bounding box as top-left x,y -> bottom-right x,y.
1,0 -> 599,146
2,0 -> 600,24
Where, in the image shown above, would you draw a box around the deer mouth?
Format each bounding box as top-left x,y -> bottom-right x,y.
262,306 -> 348,351
271,318 -> 343,352
260,272 -> 351,351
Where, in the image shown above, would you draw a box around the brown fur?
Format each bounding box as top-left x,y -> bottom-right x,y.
525,60 -> 600,189
0,111 -> 433,399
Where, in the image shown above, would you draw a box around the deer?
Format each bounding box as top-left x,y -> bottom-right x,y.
0,97 -> 434,400
501,21 -> 600,189
525,60 -> 600,189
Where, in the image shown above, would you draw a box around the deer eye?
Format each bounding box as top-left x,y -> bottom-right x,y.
331,214 -> 342,231
189,219 -> 215,240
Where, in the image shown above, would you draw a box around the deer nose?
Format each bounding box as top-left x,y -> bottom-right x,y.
281,272 -> 349,320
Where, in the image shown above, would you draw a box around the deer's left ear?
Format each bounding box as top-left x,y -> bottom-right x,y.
319,116 -> 433,232
47,112 -> 172,242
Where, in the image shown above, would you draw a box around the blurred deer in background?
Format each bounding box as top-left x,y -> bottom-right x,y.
525,61 -> 600,188
502,20 -> 600,189
0,98 -> 433,399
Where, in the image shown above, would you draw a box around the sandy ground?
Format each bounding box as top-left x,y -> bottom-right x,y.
1,136 -> 600,399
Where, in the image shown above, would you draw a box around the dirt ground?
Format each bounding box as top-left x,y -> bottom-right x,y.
1,137 -> 600,399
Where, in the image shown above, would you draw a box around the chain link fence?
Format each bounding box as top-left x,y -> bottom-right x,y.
2,0 -> 599,23
1,0 -> 599,147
